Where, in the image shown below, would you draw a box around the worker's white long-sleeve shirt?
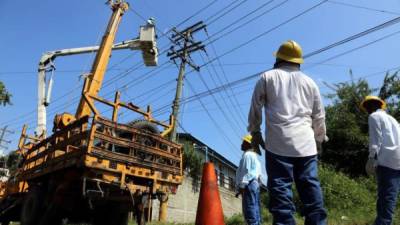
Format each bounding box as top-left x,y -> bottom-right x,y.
248,66 -> 326,157
369,109 -> 400,170
235,151 -> 262,191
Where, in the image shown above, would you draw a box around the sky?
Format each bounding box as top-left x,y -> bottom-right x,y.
1,0 -> 400,168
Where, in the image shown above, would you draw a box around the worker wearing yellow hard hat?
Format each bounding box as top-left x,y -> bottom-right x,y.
235,134 -> 263,224
359,95 -> 387,113
248,40 -> 327,224
242,134 -> 254,147
273,40 -> 304,64
359,95 -> 400,225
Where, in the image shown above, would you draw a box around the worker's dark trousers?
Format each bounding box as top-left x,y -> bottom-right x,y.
242,179 -> 261,225
266,151 -> 327,225
374,165 -> 400,225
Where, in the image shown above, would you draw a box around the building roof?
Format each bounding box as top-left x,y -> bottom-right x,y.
177,133 -> 238,171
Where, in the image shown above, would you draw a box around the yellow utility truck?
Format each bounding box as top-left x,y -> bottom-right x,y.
0,1 -> 182,224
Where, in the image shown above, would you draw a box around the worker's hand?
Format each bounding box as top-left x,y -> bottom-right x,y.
235,188 -> 245,198
365,157 -> 377,176
251,131 -> 265,152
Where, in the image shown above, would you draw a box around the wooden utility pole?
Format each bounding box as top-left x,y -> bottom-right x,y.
168,21 -> 206,143
0,126 -> 13,153
158,21 -> 206,222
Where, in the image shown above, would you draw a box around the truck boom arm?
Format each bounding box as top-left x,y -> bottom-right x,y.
36,5 -> 158,137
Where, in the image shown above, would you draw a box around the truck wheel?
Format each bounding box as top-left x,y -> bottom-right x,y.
112,210 -> 129,225
21,186 -> 43,225
92,203 -> 129,225
38,203 -> 62,225
129,120 -> 160,134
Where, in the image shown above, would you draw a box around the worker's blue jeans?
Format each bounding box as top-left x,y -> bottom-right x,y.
242,180 -> 261,225
266,151 -> 327,225
374,165 -> 400,225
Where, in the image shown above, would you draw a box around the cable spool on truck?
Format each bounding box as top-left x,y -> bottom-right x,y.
0,1 -> 183,224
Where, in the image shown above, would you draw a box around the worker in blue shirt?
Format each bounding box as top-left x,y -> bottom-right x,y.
235,134 -> 263,225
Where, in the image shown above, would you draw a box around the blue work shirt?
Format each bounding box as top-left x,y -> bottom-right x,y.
235,150 -> 263,192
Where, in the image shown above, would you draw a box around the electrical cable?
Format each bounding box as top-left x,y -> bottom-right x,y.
304,29 -> 400,71
196,62 -> 243,139
303,15 -> 400,59
205,0 -> 288,42
185,80 -> 239,153
327,0 -> 400,16
199,53 -> 247,129
204,35 -> 248,125
200,0 -> 328,69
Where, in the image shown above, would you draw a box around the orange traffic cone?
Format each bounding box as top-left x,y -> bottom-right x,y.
195,162 -> 225,225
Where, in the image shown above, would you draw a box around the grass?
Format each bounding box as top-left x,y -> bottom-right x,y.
141,164 -> 399,225
9,165 -> 400,225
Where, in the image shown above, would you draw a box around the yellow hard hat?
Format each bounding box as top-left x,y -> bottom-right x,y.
359,96 -> 387,112
273,40 -> 304,64
242,134 -> 252,144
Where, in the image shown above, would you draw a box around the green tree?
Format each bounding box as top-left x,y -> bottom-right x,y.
6,151 -> 21,175
321,70 -> 400,176
182,142 -> 202,190
0,81 -> 11,106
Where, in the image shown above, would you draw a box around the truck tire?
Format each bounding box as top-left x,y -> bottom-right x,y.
113,210 -> 129,225
92,202 -> 129,225
129,120 -> 160,134
20,186 -> 44,225
38,203 -> 62,225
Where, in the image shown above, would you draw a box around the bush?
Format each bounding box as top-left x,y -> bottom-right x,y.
262,164 -> 377,224
225,213 -> 245,225
318,164 -> 376,224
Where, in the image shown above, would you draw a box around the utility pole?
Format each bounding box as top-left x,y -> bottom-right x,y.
155,21 -> 206,222
0,126 -> 13,154
168,21 -> 206,143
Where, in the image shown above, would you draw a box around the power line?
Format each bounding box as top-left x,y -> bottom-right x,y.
7,0 -> 395,140
1,62 -> 173,131
2,0 -> 227,127
205,0 -> 288,42
3,0 -> 267,131
196,61 -> 244,138
320,66 -> 400,92
327,0 -> 400,16
305,29 -> 400,71
199,52 -> 247,129
174,0 -> 219,28
0,58 -> 142,127
304,15 -> 400,58
206,0 -> 249,26
200,0 -> 328,69
204,35 -> 248,125
203,0 -> 242,23
185,79 -> 239,154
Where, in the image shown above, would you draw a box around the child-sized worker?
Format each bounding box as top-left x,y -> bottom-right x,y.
235,134 -> 263,225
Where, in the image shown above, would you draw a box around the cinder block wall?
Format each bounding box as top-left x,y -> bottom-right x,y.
151,175 -> 242,223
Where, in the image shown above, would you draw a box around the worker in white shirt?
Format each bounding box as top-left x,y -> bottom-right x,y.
248,40 -> 327,225
360,96 -> 400,225
235,134 -> 263,225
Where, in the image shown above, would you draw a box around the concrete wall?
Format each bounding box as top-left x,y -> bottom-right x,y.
151,175 -> 242,223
